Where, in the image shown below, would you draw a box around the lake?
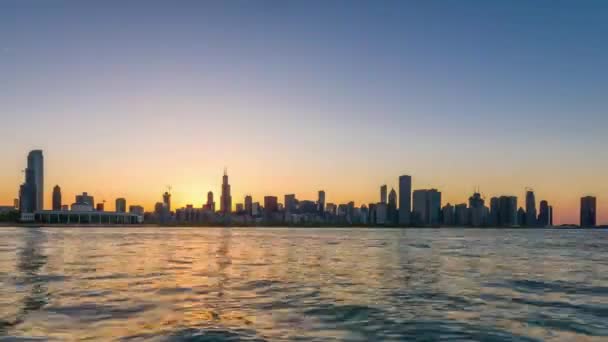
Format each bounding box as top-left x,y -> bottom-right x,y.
0,227 -> 607,341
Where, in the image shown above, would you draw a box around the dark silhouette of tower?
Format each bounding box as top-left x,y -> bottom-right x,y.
525,190 -> 537,226
220,169 -> 232,214
52,185 -> 62,211
398,175 -> 412,226
538,200 -> 550,227
580,196 -> 596,228
318,190 -> 326,216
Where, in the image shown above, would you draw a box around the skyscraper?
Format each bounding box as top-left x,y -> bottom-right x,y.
285,194 -> 297,214
498,196 -> 518,227
52,185 -> 62,211
380,185 -> 387,204
116,198 -> 127,213
162,192 -> 171,212
398,175 -> 412,226
538,200 -> 550,227
263,196 -> 279,217
19,168 -> 36,213
580,196 -> 597,228
318,190 -> 326,215
387,188 -> 397,224
27,150 -> 44,211
206,191 -> 215,212
454,203 -> 469,226
220,169 -> 232,214
412,189 -> 441,226
442,203 -> 455,226
525,190 -> 537,227
244,195 -> 253,215
489,197 -> 499,226
468,192 -> 487,227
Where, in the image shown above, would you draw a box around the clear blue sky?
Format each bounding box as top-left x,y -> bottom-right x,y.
1,1 -> 607,224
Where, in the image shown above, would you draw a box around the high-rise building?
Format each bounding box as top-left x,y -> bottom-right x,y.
264,196 -> 279,217
398,175 -> 412,226
412,189 -> 441,226
52,185 -> 62,211
387,188 -> 398,224
525,190 -> 537,227
549,206 -> 554,226
468,192 -> 487,227
76,192 -> 95,208
220,169 -> 232,214
236,203 -> 244,213
318,190 -> 326,215
454,203 -> 469,226
28,150 -> 44,211
116,198 -> 127,213
96,203 -> 105,212
375,202 -> 387,225
285,194 -> 297,214
517,207 -> 526,226
580,196 -> 597,228
498,196 -> 517,227
442,203 -> 455,226
538,200 -> 550,227
489,197 -> 499,226
19,168 -> 36,213
380,185 -> 387,204
205,191 -> 215,212
162,192 -> 171,212
129,205 -> 144,216
244,195 -> 253,215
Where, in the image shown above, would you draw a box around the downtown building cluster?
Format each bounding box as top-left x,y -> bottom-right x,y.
6,150 -> 603,228
15,150 -> 144,224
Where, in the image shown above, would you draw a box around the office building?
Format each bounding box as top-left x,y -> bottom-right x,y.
129,205 -> 144,216
525,190 -> 537,227
454,204 -> 469,226
538,200 -> 550,227
163,192 -> 171,212
244,195 -> 253,215
236,203 -> 244,213
468,192 -> 487,227
380,185 -> 387,204
285,194 -> 297,214
489,197 -> 499,226
52,185 -> 62,211
517,207 -> 526,226
580,196 -> 597,227
398,175 -> 412,225
28,150 -> 44,211
264,196 -> 279,216
96,203 -> 105,212
115,198 -> 126,213
498,196 -> 518,227
375,202 -> 387,225
387,188 -> 398,224
205,191 -> 215,212
412,189 -> 441,226
220,169 -> 232,214
442,203 -> 455,226
75,192 -> 95,209
318,190 -> 325,215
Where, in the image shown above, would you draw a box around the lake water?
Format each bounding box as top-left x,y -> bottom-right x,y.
0,227 -> 607,341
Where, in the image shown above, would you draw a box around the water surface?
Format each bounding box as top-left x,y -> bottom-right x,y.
0,227 -> 607,341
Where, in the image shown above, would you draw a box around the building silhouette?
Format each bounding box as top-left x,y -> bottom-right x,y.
220,169 -> 232,214
162,192 -> 171,212
115,198 -> 126,213
580,196 -> 597,228
538,200 -> 550,227
28,150 -> 44,211
412,189 -> 441,226
318,190 -> 325,215
525,190 -> 537,227
398,175 -> 412,225
387,188 -> 397,224
454,203 -> 469,226
52,185 -> 62,211
468,192 -> 487,227
442,203 -> 455,226
498,196 -> 518,227
244,195 -> 253,216
264,196 -> 279,217
205,191 -> 215,212
285,194 -> 297,214
380,185 -> 387,204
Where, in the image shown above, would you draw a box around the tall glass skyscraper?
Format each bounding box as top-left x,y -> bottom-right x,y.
28,150 -> 44,211
398,175 -> 411,226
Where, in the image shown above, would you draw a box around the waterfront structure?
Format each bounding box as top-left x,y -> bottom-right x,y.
375,202 -> 387,225
244,195 -> 253,215
398,175 -> 412,225
52,185 -> 62,211
236,203 -> 244,213
34,210 -> 142,224
264,196 -> 279,216
115,198 -> 126,213
129,205 -> 144,216
252,202 -> 261,217
220,169 -> 232,214
96,203 -> 105,212
517,207 -> 526,226
525,190 -> 537,227
489,197 -> 499,226
412,189 -> 441,226
380,185 -> 387,204
580,196 -> 597,228
75,192 -> 95,209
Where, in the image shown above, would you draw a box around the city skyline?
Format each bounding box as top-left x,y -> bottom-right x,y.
1,2 -> 607,224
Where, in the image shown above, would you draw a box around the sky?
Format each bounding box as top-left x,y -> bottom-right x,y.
1,1 -> 607,224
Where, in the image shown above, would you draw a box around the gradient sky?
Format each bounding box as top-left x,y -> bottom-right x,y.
1,1 -> 607,224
